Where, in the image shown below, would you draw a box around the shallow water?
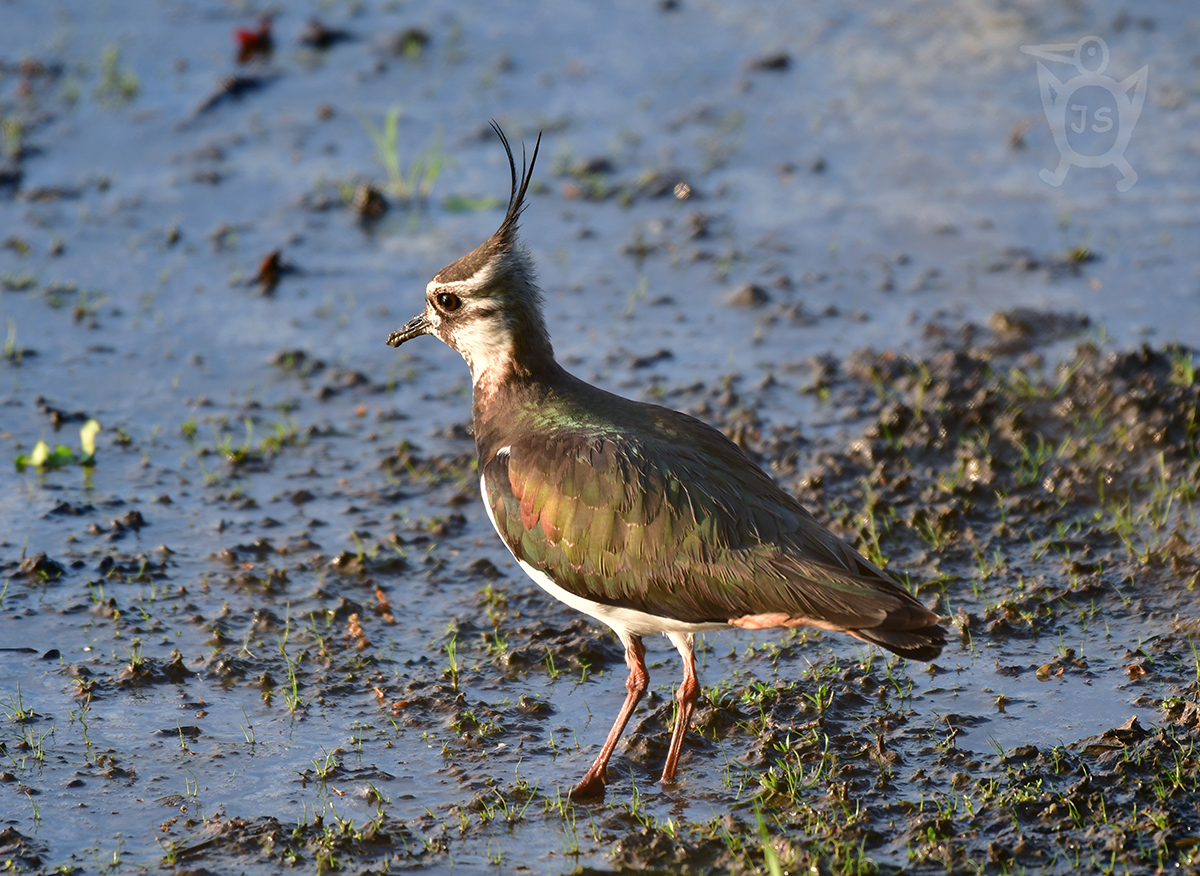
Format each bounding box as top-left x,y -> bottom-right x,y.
1,0 -> 1199,873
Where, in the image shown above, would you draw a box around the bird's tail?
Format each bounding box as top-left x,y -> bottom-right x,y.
851,621 -> 947,661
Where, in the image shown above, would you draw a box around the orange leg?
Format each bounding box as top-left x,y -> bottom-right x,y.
661,632 -> 699,785
571,633 -> 647,799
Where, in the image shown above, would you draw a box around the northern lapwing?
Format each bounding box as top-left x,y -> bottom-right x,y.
387,124 -> 946,798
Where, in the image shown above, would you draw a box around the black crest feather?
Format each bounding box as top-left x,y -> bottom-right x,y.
430,124 -> 544,286
490,121 -> 541,244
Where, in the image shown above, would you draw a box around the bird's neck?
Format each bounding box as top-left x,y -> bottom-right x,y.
466,312 -> 555,383
471,344 -> 572,460
469,309 -> 562,411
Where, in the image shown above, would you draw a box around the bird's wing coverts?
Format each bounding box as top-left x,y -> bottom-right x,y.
481,425 -> 938,640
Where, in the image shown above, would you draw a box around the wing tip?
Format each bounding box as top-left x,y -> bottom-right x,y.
851,620 -> 949,661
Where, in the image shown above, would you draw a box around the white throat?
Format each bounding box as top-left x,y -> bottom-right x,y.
453,319 -> 515,388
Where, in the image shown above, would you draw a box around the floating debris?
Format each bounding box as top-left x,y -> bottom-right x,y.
300,18 -> 352,50
251,250 -> 295,295
235,17 -> 274,65
183,74 -> 276,125
726,283 -> 770,307
746,51 -> 790,71
352,182 -> 388,222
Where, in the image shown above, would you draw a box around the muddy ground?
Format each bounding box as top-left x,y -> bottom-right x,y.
2,1 -> 1199,873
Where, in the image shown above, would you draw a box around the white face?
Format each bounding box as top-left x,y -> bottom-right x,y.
423,266 -> 515,385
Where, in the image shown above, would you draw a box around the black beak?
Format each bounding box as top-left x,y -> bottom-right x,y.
386,314 -> 431,347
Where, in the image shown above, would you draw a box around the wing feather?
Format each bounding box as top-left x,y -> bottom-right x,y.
478,383 -> 944,657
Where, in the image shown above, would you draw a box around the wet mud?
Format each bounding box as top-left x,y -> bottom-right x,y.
2,0 -> 1200,873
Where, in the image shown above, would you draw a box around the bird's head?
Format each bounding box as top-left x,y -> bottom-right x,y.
387,123 -> 550,388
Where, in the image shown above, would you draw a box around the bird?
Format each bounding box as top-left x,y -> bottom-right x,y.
386,123 -> 946,799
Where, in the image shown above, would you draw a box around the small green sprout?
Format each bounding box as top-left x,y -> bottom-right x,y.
15,418 -> 102,470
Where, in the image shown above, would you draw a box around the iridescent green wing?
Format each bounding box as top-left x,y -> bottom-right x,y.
481,423 -> 926,632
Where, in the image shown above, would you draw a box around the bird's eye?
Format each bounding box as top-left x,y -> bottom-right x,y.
436,292 -> 461,312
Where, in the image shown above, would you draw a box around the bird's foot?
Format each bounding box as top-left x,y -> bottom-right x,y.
570,771 -> 607,801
